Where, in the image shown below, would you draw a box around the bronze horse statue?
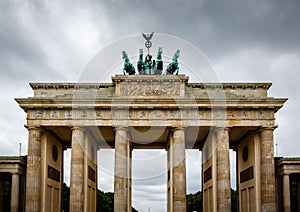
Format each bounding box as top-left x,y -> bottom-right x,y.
166,49 -> 180,75
122,51 -> 136,75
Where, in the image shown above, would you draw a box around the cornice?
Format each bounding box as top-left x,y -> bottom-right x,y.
29,83 -> 114,90
15,97 -> 287,112
112,74 -> 189,83
188,82 -> 272,90
29,82 -> 272,90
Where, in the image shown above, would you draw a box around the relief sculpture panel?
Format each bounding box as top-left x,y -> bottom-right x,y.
119,84 -> 180,96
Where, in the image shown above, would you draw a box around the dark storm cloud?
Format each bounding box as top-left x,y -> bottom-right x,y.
98,0 -> 300,58
198,0 -> 300,56
0,1 -> 54,82
0,1 -> 84,83
1,0 -> 299,211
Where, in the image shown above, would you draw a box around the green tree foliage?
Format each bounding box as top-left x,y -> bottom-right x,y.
62,183 -> 138,211
62,184 -> 238,211
186,189 -> 237,212
62,183 -> 70,212
187,191 -> 202,212
231,188 -> 237,212
97,190 -> 114,212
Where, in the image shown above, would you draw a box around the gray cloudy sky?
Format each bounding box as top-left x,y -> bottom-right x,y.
1,0 -> 300,211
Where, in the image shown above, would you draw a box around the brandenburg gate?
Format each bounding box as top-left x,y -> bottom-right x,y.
15,34 -> 286,212
16,74 -> 286,211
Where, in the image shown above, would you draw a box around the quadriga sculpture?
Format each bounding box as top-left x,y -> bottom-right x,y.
122,51 -> 136,75
166,49 -> 180,75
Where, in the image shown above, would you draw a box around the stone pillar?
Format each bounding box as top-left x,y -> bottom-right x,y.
283,174 -> 291,212
260,127 -> 276,211
167,141 -> 173,212
114,127 -> 131,212
11,173 -> 20,212
215,127 -> 231,211
70,127 -> 85,212
127,142 -> 132,212
168,127 -> 186,212
25,126 -> 42,212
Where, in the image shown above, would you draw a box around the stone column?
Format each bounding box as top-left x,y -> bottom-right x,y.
114,127 -> 131,212
283,174 -> 291,212
167,142 -> 173,212
25,126 -> 42,212
127,143 -> 132,212
168,127 -> 186,212
260,127 -> 276,211
215,127 -> 231,211
11,173 -> 20,212
70,127 -> 85,212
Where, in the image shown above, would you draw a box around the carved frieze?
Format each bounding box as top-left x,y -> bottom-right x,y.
242,110 -> 250,119
258,110 -> 266,119
96,110 -> 102,118
137,110 -> 147,119
117,110 -> 131,119
65,110 -> 72,118
199,110 -> 210,119
167,110 -> 178,119
95,110 -> 111,119
227,110 -> 251,120
50,111 -> 59,118
182,110 -> 191,119
119,83 -> 180,96
149,110 -> 165,119
212,109 -> 227,119
228,111 -> 235,118
35,110 -> 45,119
29,108 -> 274,123
225,110 -> 273,120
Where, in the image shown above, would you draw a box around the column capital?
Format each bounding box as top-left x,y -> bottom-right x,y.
215,126 -> 230,133
25,125 -> 43,131
171,126 -> 186,132
71,126 -> 85,132
260,125 -> 278,131
11,171 -> 22,175
114,126 -> 129,132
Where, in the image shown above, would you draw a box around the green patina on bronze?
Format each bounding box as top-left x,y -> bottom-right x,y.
165,49 -> 180,75
155,47 -> 163,75
122,32 -> 180,75
122,50 -> 135,75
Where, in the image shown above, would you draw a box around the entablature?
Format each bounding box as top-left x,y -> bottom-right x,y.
16,75 -> 287,131
15,97 -> 287,112
26,75 -> 276,99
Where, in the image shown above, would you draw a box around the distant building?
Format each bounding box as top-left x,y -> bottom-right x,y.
275,157 -> 300,212
0,156 -> 26,212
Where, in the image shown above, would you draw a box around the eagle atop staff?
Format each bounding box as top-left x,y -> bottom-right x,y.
142,32 -> 154,41
142,32 -> 154,54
